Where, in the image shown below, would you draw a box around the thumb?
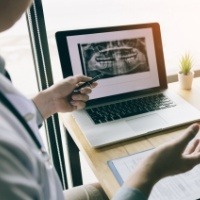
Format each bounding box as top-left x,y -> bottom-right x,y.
175,123 -> 199,151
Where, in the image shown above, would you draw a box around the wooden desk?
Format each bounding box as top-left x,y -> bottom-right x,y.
61,78 -> 200,199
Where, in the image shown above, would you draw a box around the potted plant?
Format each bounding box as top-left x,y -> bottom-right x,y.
178,53 -> 194,90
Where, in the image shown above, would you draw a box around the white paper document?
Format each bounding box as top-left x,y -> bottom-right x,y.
108,149 -> 200,200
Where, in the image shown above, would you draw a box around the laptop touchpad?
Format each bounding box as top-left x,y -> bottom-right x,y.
126,114 -> 167,132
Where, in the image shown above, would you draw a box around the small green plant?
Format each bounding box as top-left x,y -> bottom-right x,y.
179,53 -> 193,75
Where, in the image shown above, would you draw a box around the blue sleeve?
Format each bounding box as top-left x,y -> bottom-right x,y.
112,185 -> 147,200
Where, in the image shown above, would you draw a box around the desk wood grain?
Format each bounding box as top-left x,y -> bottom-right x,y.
60,78 -> 200,198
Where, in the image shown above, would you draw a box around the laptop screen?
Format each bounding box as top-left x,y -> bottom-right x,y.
56,23 -> 167,103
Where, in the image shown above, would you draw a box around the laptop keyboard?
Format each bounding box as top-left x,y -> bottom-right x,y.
86,93 -> 176,124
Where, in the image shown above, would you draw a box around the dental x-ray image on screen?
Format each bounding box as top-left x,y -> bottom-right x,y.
78,38 -> 150,78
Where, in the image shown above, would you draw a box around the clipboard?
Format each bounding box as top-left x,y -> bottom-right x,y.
108,148 -> 200,200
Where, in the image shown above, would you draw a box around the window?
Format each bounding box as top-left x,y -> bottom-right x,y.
42,0 -> 200,82
0,16 -> 37,94
0,15 -> 48,149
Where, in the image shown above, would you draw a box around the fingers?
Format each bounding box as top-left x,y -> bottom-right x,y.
181,124 -> 199,144
70,100 -> 86,110
74,75 -> 92,84
184,138 -> 200,155
79,82 -> 98,93
70,91 -> 90,110
71,82 -> 94,102
175,123 -> 199,152
73,75 -> 98,93
184,139 -> 200,155
193,139 -> 200,153
71,93 -> 89,102
183,139 -> 200,169
69,75 -> 98,110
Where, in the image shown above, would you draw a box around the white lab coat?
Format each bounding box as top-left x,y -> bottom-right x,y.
0,74 -> 64,200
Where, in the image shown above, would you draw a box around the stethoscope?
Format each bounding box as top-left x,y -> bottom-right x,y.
0,89 -> 47,154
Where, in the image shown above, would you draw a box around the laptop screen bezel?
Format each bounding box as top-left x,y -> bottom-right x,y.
55,22 -> 168,106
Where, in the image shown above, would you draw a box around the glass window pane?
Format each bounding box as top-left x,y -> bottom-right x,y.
0,14 -> 48,150
42,0 -> 200,78
0,15 -> 38,94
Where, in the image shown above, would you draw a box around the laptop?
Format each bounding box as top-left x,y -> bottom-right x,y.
55,22 -> 200,148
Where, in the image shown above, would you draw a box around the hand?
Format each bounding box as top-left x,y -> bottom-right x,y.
125,123 -> 200,197
32,75 -> 97,119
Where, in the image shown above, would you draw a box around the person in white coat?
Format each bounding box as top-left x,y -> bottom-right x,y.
1,1 -> 200,200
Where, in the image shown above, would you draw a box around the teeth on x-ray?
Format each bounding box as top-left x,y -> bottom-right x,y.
94,47 -> 144,75
80,38 -> 149,77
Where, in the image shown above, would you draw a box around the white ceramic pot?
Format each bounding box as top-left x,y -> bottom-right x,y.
178,71 -> 194,90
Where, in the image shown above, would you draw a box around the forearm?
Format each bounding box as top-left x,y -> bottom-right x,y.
32,90 -> 56,119
124,155 -> 161,199
125,169 -> 157,198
